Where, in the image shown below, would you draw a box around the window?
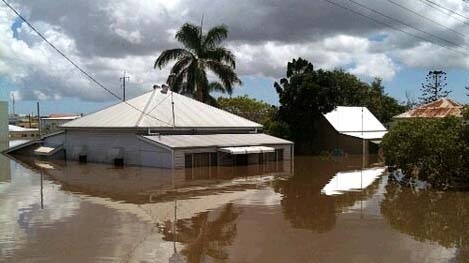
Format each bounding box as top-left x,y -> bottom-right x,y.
276,149 -> 284,161
185,154 -> 193,168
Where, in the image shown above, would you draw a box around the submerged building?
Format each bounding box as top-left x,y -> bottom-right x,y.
317,106 -> 387,155
7,86 -> 293,169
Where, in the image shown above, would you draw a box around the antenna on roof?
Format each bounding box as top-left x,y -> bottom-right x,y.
120,71 -> 129,101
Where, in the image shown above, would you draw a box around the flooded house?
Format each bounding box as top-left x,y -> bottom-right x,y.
9,124 -> 39,139
393,98 -> 463,119
317,106 -> 387,155
6,86 -> 293,169
40,114 -> 81,134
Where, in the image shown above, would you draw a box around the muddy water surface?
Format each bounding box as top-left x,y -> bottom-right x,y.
0,153 -> 467,263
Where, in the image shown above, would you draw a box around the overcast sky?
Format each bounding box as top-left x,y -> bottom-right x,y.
1,0 -> 469,114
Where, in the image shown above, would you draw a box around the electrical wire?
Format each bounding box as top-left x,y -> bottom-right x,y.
385,0 -> 466,38
422,0 -> 469,20
1,0 -> 172,126
347,0 -> 467,51
416,0 -> 469,26
320,0 -> 466,56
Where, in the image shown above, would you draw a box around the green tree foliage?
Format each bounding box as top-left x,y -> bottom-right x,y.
154,23 -> 241,103
216,95 -> 290,137
274,58 -> 340,152
274,57 -> 405,153
382,118 -> 469,188
419,70 -> 451,104
217,95 -> 276,125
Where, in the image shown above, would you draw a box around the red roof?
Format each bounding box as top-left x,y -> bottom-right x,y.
394,98 -> 463,118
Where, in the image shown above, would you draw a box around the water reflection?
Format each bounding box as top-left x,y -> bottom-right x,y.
273,156 -> 383,233
381,182 -> 469,262
1,153 -> 464,262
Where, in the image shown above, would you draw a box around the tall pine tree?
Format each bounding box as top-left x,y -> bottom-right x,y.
419,70 -> 451,104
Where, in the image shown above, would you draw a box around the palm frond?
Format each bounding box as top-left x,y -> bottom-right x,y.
205,48 -> 236,68
169,55 -> 194,76
175,23 -> 202,53
203,25 -> 228,47
206,61 -> 242,95
208,81 -> 226,93
154,48 -> 191,69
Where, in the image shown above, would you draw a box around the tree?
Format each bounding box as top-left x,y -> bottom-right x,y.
381,117 -> 469,188
154,23 -> 241,103
274,58 -> 340,153
273,58 -> 406,153
217,95 -> 276,125
419,70 -> 451,104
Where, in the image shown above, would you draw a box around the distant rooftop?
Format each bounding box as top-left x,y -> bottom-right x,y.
394,98 -> 463,119
9,125 -> 38,132
323,106 -> 387,140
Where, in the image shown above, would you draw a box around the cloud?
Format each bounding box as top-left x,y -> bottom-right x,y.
0,0 -> 468,102
230,35 -> 397,80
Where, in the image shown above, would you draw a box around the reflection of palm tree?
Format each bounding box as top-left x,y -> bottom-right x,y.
154,23 -> 241,103
162,203 -> 240,263
381,183 -> 469,262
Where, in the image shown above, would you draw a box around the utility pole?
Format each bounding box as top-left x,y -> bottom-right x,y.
37,102 -> 41,137
11,93 -> 15,115
120,71 -> 130,101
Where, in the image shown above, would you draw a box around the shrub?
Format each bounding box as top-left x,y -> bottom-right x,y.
382,117 -> 469,188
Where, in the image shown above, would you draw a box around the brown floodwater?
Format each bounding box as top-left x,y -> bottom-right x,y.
0,152 -> 468,263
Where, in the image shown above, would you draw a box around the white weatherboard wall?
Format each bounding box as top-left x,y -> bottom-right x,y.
0,102 -> 8,142
56,131 -> 173,168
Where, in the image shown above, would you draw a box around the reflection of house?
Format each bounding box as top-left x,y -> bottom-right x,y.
394,98 -> 463,119
41,114 -> 81,134
321,167 -> 386,196
317,107 -> 387,155
9,87 -> 293,168
9,125 -> 39,139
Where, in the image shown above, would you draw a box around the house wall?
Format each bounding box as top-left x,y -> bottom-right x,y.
316,116 -> 376,155
9,130 -> 39,139
39,129 -> 294,169
53,130 -> 173,168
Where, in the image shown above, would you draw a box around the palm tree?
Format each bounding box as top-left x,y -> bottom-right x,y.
154,23 -> 241,103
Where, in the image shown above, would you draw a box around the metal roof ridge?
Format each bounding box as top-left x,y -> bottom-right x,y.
135,88 -> 158,127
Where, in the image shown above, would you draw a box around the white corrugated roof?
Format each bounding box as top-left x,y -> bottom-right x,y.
323,106 -> 387,140
9,125 -> 38,132
63,88 -> 262,129
142,133 -> 292,149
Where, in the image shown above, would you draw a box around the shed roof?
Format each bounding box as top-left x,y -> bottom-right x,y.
62,88 -> 262,129
141,133 -> 292,149
323,106 -> 387,140
394,98 -> 463,119
8,125 -> 38,132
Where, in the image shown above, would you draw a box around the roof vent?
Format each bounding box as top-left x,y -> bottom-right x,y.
161,84 -> 169,94
153,84 -> 160,90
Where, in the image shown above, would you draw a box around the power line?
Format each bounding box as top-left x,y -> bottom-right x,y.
347,0 -> 467,51
319,0 -> 467,56
385,0 -> 466,38
422,0 -> 469,20
416,0 -> 469,26
1,0 -> 172,126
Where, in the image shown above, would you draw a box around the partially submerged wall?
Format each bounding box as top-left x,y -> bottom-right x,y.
60,131 -> 173,168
